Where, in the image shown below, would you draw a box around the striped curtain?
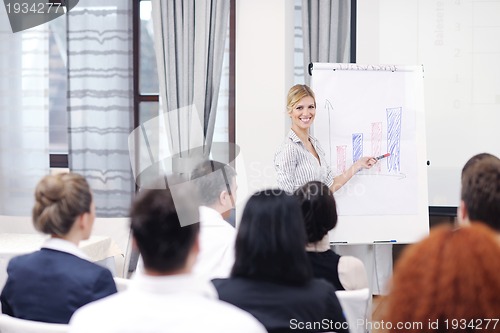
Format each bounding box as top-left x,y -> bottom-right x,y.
298,0 -> 351,85
294,0 -> 306,85
0,7 -> 50,215
67,0 -> 133,217
150,0 -> 230,176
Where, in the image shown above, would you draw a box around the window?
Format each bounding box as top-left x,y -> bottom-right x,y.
47,0 -> 235,169
135,0 -> 233,149
48,15 -> 69,169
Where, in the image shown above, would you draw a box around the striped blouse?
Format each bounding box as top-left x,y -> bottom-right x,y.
274,130 -> 334,193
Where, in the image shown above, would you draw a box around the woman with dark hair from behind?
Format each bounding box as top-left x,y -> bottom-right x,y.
212,189 -> 348,333
295,181 -> 368,291
0,173 -> 117,324
382,224 -> 500,333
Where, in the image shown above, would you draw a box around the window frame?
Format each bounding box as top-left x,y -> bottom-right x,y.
132,0 -> 236,149
49,0 -> 237,170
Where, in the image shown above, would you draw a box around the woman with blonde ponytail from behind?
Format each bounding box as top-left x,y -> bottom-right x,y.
0,173 -> 117,324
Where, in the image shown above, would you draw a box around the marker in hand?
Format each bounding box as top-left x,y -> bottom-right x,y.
375,153 -> 391,160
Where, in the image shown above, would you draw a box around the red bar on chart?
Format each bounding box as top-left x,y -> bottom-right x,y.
336,145 -> 347,174
371,122 -> 382,173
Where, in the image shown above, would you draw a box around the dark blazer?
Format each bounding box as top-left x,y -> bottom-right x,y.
0,248 -> 117,324
212,277 -> 348,333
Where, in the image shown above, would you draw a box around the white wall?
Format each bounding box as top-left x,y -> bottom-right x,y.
357,0 -> 500,207
235,0 -> 295,209
357,0 -> 419,64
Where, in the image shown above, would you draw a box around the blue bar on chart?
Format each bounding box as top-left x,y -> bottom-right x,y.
352,133 -> 363,163
386,107 -> 402,172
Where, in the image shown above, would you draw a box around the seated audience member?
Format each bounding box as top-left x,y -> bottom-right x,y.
213,189 -> 349,333
0,173 -> 116,324
459,156 -> 500,233
295,181 -> 368,290
461,152 -> 499,177
69,185 -> 266,333
382,224 -> 500,332
190,160 -> 237,279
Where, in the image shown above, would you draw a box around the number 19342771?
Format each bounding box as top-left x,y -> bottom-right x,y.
5,2 -> 65,14
441,318 -> 499,330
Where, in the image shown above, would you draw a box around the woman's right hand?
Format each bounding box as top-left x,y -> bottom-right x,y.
355,156 -> 377,171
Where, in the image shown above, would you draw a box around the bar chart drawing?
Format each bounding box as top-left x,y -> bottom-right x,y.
319,99 -> 417,217
332,118 -> 400,176
310,63 -> 426,242
352,133 -> 363,163
386,107 -> 402,172
322,101 -> 417,217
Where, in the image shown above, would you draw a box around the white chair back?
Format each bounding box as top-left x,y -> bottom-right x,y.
0,215 -> 132,278
91,217 -> 132,278
335,288 -> 371,333
0,315 -> 68,333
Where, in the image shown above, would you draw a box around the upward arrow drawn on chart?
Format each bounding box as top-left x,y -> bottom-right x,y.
324,99 -> 334,164
325,99 -> 334,112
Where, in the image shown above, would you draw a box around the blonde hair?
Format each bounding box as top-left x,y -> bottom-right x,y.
286,84 -> 316,114
32,173 -> 92,236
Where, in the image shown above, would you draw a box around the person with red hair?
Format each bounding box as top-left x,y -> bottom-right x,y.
382,224 -> 500,333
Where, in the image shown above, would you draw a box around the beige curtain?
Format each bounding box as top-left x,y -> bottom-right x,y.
301,0 -> 351,84
150,0 -> 230,177
0,6 -> 49,215
67,0 -> 134,217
